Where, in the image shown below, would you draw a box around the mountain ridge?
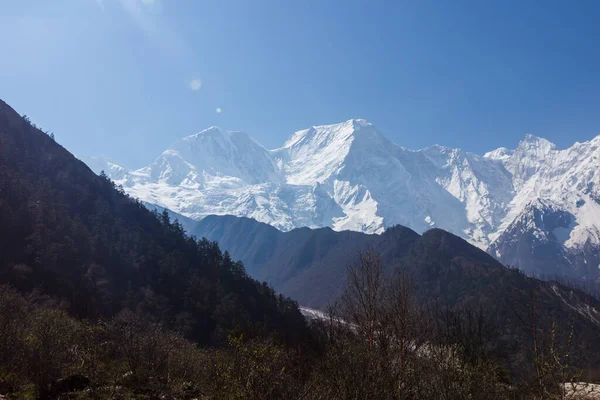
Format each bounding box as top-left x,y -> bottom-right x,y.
86,119 -> 600,280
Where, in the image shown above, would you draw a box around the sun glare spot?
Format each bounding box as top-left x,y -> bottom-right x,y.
189,79 -> 202,91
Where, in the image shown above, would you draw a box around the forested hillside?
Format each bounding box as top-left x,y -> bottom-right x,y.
0,99 -> 307,346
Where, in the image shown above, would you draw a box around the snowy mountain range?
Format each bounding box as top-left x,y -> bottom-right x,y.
82,119 -> 600,280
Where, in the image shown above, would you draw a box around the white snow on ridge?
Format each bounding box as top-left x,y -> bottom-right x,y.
84,122 -> 600,258
487,134 -> 600,249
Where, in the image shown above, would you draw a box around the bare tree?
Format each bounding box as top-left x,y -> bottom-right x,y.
336,251 -> 433,398
512,289 -> 590,400
341,249 -> 385,346
0,285 -> 29,385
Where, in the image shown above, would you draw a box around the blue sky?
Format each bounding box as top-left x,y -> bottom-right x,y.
1,0 -> 600,168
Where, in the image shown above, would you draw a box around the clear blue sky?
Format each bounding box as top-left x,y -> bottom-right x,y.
1,0 -> 600,168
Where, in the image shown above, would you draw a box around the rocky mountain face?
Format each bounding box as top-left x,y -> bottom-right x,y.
484,135 -> 600,280
85,121 -> 600,280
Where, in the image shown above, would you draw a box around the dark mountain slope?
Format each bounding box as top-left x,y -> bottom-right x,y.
194,217 -> 514,309
0,99 -> 307,345
195,216 -> 419,306
194,215 -> 600,370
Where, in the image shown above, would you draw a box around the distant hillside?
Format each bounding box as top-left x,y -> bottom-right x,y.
194,214 -> 600,369
193,215 -> 407,306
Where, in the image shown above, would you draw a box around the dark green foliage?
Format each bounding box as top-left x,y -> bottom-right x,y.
0,99 -> 307,346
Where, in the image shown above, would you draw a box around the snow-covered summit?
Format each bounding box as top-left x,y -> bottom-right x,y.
273,119 -> 388,185
136,126 -> 283,188
85,125 -> 600,279
80,156 -> 130,181
484,147 -> 513,161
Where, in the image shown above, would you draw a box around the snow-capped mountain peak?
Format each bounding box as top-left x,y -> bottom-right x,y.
86,122 -> 600,280
516,134 -> 556,156
280,119 -> 374,150
484,147 -> 514,161
191,125 -> 224,135
80,156 -> 130,180
274,119 -> 388,186
486,134 -> 556,163
140,126 -> 282,187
